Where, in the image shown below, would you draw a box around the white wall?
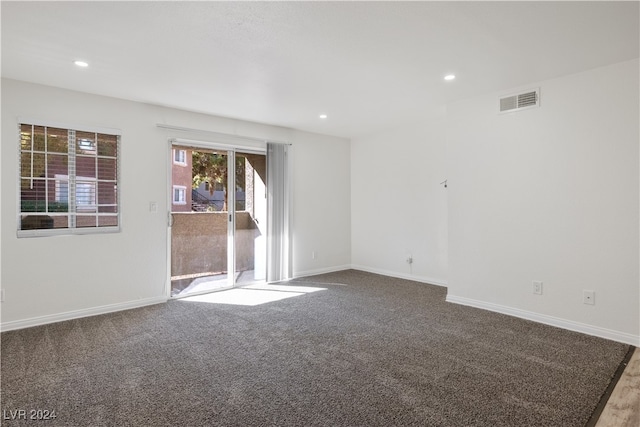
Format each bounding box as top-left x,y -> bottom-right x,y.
351,111 -> 448,285
1,78 -> 351,328
3,59 -> 638,346
446,59 -> 639,345
291,130 -> 352,276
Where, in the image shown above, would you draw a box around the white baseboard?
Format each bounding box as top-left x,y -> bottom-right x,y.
0,296 -> 168,332
293,264 -> 353,279
350,264 -> 448,288
446,294 -> 640,347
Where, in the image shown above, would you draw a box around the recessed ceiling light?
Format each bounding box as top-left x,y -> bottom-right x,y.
444,74 -> 456,81
319,114 -> 328,119
74,60 -> 89,68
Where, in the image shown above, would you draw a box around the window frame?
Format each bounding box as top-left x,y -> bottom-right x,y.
53,174 -> 97,208
172,185 -> 187,205
17,118 -> 121,238
173,149 -> 187,166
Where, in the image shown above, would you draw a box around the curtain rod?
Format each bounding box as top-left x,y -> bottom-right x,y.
156,123 -> 290,145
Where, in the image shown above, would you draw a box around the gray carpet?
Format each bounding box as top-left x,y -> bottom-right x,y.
0,270 -> 631,426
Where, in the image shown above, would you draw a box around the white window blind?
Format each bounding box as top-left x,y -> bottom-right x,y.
18,123 -> 120,236
266,142 -> 292,282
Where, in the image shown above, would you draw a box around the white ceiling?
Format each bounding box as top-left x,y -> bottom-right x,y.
2,1 -> 638,139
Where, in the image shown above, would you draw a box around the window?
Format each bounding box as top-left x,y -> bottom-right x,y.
173,186 -> 187,205
54,174 -> 97,208
18,123 -> 120,236
173,149 -> 187,166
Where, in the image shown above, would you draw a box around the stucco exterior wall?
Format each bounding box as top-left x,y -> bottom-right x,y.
171,211 -> 259,277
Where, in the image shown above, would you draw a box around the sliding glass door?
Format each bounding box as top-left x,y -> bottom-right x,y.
234,151 -> 267,284
169,143 -> 266,297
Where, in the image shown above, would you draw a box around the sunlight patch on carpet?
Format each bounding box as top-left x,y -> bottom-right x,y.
178,285 -> 326,306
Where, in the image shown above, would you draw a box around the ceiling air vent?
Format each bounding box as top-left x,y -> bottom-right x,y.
499,88 -> 540,113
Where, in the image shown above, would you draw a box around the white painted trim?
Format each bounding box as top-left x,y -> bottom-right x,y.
0,296 -> 168,332
446,294 -> 640,346
17,225 -> 120,238
166,140 -> 173,298
350,264 -> 448,287
293,265 -> 353,279
158,124 -> 288,146
227,150 -> 236,288
18,117 -> 121,135
170,137 -> 267,155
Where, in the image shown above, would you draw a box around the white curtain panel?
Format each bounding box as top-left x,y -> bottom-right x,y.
266,142 -> 292,282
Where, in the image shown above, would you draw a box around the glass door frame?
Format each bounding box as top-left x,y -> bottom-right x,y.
166,138 -> 266,299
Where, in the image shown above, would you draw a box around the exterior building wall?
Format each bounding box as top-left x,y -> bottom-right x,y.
170,211 -> 259,277
171,148 -> 192,212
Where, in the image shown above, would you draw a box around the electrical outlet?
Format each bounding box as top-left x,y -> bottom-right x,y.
149,201 -> 158,213
583,290 -> 595,305
532,281 -> 543,295
311,251 -> 316,260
